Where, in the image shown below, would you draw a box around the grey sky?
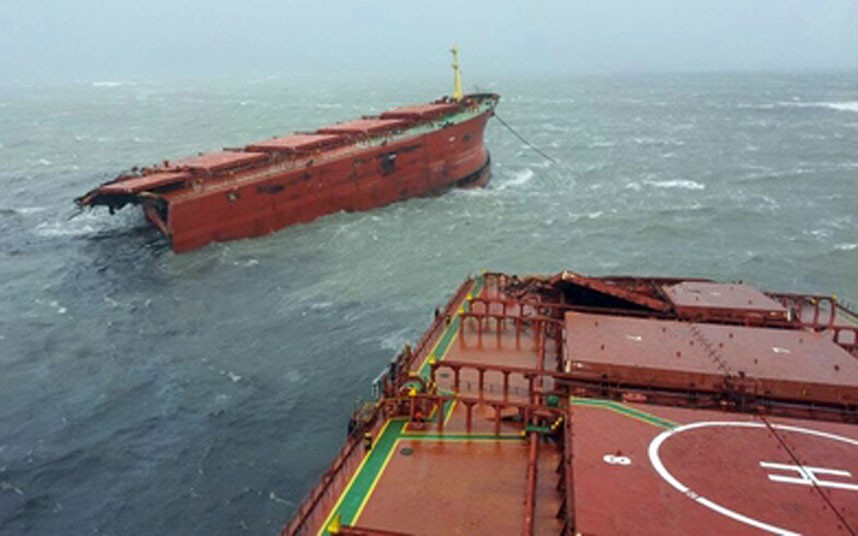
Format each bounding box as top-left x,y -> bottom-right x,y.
1,0 -> 856,82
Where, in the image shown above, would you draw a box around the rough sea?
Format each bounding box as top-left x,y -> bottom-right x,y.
0,73 -> 856,535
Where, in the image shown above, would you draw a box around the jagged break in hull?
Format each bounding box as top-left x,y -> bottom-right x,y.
77,94 -> 499,253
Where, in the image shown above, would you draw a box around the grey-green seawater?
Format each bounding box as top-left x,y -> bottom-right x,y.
0,73 -> 856,535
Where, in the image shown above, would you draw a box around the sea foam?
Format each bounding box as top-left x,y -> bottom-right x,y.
778,101 -> 858,113
644,179 -> 705,190
91,81 -> 132,88
496,168 -> 535,191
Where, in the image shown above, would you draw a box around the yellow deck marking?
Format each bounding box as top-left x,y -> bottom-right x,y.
316,277 -> 486,533
350,432 -> 523,525
444,399 -> 458,426
415,278 -> 479,374
401,434 -> 523,441
351,438 -> 401,525
316,419 -> 394,536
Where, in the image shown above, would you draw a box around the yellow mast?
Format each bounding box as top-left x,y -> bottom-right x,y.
451,45 -> 463,101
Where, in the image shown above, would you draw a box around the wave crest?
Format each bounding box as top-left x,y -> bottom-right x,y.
495,168 -> 535,191
644,179 -> 705,190
778,101 -> 858,113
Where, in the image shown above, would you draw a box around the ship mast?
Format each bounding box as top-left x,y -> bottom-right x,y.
451,45 -> 463,101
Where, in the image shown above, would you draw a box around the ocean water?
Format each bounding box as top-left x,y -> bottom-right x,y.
0,73 -> 856,535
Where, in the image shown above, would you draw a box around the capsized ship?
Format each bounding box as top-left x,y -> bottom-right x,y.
76,49 -> 498,253
283,270 -> 857,535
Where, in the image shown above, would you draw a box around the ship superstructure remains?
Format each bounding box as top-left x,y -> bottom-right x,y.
283,271 -> 857,535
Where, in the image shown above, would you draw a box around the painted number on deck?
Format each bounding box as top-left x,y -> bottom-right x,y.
603,454 -> 631,465
760,462 -> 858,491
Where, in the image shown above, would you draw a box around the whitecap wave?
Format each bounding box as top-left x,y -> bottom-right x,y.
50,301 -> 67,315
34,212 -> 110,238
269,491 -> 293,506
540,122 -> 568,133
91,81 -> 133,88
835,243 -> 856,251
778,101 -> 858,113
220,370 -> 242,383
495,168 -> 534,191
35,221 -> 99,237
380,328 -> 411,351
644,179 -> 705,190
824,102 -> 858,113
5,206 -> 47,216
633,137 -> 684,147
588,141 -> 616,149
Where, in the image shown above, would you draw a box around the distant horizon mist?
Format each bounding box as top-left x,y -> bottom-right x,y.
1,0 -> 856,84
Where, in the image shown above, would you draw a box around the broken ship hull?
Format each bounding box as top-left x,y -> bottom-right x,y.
77,94 -> 498,253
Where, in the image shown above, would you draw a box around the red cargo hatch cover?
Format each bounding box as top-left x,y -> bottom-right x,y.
245,133 -> 343,153
564,311 -> 858,405
663,281 -> 789,321
167,151 -> 268,173
99,172 -> 191,195
381,102 -> 458,120
570,401 -> 858,535
318,118 -> 407,136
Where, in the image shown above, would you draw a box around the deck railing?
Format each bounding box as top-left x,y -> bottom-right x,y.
282,277 -> 478,535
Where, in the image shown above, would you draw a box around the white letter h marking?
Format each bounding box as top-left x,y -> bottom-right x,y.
760,461 -> 858,492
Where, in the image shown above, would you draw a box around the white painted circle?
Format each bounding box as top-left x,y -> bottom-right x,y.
648,421 -> 858,536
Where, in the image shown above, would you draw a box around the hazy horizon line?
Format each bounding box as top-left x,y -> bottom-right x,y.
1,67 -> 857,89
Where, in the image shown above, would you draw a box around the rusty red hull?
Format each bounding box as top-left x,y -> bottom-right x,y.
77,95 -> 498,253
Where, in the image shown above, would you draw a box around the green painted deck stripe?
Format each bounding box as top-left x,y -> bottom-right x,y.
323,419 -> 406,533
324,277 -> 492,533
471,274 -> 485,300
438,389 -> 456,423
570,398 -> 678,429
401,433 -> 524,441
326,419 -> 525,533
417,275 -> 484,379
417,319 -> 459,379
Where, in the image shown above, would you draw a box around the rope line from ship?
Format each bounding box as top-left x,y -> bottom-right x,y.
686,324 -> 856,535
492,112 -> 577,174
493,113 -> 559,165
758,415 -> 856,535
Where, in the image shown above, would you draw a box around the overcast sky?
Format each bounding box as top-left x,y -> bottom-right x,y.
1,0 -> 856,83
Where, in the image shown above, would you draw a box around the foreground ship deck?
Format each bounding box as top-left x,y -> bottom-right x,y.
283,271 -> 858,536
